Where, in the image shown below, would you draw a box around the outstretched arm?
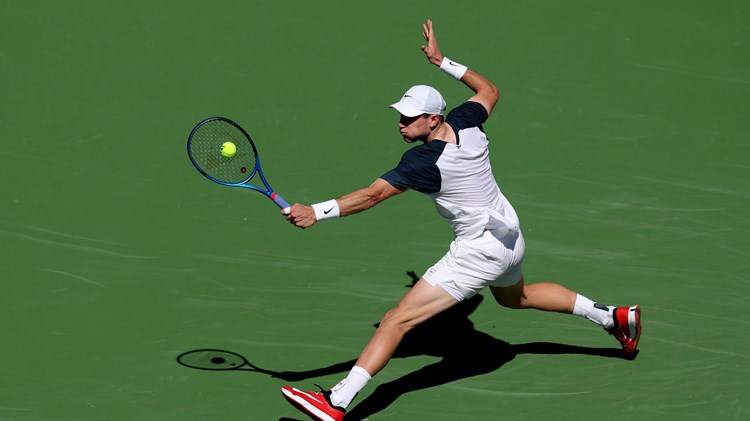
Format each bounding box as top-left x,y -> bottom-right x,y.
420,19 -> 499,116
283,179 -> 404,229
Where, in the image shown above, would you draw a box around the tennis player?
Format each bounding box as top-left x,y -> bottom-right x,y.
280,19 -> 641,421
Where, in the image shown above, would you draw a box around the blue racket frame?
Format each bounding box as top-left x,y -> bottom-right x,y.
187,117 -> 290,210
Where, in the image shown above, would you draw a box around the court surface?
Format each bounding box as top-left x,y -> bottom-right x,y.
1,1 -> 748,420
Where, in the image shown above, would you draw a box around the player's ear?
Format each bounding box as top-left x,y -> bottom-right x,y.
428,114 -> 442,129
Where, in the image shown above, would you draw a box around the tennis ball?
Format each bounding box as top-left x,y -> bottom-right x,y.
221,142 -> 236,158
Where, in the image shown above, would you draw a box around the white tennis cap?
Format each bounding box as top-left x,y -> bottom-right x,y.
389,85 -> 446,117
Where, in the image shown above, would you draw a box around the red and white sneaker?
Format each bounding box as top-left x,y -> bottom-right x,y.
608,305 -> 642,358
281,385 -> 346,421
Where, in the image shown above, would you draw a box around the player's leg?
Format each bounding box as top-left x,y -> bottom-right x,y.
489,276 -> 576,313
281,278 -> 459,419
490,278 -> 641,357
326,279 -> 458,408
355,278 -> 459,376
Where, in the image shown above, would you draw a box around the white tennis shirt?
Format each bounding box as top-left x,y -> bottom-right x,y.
381,101 -> 520,240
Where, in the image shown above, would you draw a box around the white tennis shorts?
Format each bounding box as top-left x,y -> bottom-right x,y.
423,229 -> 525,301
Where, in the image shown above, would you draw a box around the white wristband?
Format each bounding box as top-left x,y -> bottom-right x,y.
311,199 -> 340,221
440,57 -> 468,80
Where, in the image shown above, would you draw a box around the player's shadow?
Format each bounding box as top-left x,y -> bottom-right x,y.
271,272 -> 632,421
179,272 -> 633,421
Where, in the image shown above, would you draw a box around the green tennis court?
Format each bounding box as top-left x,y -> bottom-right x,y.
1,1 -> 748,419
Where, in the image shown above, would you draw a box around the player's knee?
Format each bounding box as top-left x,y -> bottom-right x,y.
494,295 -> 523,309
492,289 -> 527,309
379,307 -> 416,335
491,281 -> 527,309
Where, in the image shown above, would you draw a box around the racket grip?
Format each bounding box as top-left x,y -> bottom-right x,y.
271,192 -> 291,210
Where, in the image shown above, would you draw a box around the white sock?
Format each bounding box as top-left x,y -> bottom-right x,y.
329,366 -> 371,409
573,294 -> 614,329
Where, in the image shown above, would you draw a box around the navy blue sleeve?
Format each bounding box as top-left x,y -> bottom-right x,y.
380,142 -> 446,194
445,101 -> 488,132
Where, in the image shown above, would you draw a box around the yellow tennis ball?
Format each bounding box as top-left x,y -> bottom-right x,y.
220,142 -> 236,158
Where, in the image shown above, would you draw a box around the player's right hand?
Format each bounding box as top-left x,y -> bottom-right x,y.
283,203 -> 317,229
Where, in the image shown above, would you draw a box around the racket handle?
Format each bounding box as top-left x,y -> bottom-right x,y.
270,192 -> 291,210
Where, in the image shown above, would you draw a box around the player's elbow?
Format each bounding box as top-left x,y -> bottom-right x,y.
486,83 -> 499,107
360,189 -> 393,211
364,191 -> 382,209
367,187 -> 397,208
349,188 -> 384,213
368,179 -> 403,207
473,83 -> 499,115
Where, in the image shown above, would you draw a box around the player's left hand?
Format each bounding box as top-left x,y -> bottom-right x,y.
421,19 -> 444,66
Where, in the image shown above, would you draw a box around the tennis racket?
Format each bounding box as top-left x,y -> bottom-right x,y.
187,117 -> 290,211
176,349 -> 275,374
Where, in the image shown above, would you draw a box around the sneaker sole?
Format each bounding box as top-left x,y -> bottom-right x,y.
281,387 -> 339,421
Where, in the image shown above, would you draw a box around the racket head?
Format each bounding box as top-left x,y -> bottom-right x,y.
187,117 -> 259,185
176,349 -> 255,371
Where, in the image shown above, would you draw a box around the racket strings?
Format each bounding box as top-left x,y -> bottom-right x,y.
189,119 -> 256,184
